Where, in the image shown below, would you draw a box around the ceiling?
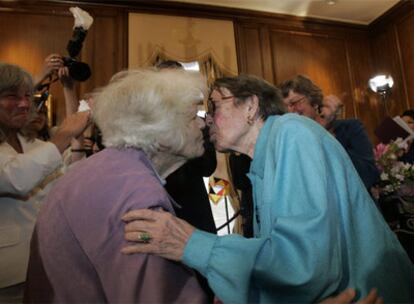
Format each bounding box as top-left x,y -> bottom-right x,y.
159,0 -> 400,25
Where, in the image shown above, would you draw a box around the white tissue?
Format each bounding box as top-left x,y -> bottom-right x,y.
78,99 -> 91,112
70,7 -> 94,30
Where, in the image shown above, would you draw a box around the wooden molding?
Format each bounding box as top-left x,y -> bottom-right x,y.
369,0 -> 414,31
15,0 -> 368,29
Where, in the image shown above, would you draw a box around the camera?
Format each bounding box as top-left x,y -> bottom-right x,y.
62,56 -> 91,82
63,27 -> 92,82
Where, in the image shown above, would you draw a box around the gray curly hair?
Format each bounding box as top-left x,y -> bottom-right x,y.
93,68 -> 207,157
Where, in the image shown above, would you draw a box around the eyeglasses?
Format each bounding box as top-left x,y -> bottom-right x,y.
207,95 -> 235,117
284,96 -> 307,108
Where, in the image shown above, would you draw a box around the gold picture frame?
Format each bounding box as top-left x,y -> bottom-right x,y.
33,92 -> 54,128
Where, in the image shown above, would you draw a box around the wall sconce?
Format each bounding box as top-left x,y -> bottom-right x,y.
368,74 -> 394,113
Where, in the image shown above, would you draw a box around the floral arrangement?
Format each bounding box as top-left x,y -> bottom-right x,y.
374,138 -> 414,201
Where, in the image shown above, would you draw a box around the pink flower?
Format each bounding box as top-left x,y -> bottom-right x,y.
374,143 -> 388,161
374,139 -> 414,197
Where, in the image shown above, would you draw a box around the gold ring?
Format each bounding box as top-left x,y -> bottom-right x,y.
138,232 -> 151,243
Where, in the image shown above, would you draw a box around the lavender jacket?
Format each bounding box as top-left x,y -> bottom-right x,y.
24,148 -> 206,303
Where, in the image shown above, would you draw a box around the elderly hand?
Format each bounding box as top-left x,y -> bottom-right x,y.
320,288 -> 383,304
121,209 -> 195,261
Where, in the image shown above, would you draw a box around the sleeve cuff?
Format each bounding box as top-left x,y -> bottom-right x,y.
182,229 -> 218,275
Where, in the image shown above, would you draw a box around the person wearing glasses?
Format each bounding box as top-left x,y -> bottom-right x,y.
121,74 -> 414,303
280,75 -> 379,191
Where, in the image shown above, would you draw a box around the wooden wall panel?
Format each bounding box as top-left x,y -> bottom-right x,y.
369,1 -> 414,119
270,30 -> 352,109
236,22 -> 381,138
345,34 -> 380,140
81,11 -> 127,97
0,10 -> 71,123
370,26 -> 407,118
0,3 -> 126,124
235,24 -> 267,81
395,11 -> 414,110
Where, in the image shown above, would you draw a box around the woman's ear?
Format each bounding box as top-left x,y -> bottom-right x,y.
315,104 -> 322,115
246,95 -> 260,120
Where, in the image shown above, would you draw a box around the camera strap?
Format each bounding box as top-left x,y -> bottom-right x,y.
215,210 -> 241,232
35,74 -> 58,92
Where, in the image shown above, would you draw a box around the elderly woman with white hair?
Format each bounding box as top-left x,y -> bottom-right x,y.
24,68 -> 208,303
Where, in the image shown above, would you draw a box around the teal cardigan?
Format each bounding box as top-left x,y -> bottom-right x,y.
183,114 -> 414,303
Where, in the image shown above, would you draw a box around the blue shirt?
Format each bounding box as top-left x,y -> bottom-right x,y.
183,114 -> 414,303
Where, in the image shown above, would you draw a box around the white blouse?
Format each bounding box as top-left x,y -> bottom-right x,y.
0,134 -> 62,288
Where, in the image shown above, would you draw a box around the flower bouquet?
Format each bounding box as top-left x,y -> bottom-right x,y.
374,138 -> 414,213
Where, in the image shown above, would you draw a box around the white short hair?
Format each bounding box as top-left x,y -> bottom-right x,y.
93,68 -> 206,156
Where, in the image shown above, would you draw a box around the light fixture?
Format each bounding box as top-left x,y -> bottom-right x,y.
369,74 -> 394,94
368,74 -> 394,113
326,0 -> 337,5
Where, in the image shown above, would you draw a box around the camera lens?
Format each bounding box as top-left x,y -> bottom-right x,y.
68,61 -> 91,82
63,57 -> 91,82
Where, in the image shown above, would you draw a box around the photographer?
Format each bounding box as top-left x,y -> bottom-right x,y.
29,6 -> 94,162
34,6 -> 92,91
27,54 -> 87,164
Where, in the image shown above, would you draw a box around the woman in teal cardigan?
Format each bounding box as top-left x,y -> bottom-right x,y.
122,75 -> 414,303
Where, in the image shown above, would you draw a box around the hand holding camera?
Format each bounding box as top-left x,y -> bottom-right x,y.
35,6 -> 93,90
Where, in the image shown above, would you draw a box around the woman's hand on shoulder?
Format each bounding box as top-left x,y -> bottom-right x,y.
121,208 -> 195,261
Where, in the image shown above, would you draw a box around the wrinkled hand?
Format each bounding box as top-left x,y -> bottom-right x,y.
69,7 -> 93,30
320,288 -> 383,304
122,209 -> 195,261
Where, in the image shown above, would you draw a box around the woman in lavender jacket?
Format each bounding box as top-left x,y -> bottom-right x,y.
24,68 -> 208,303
